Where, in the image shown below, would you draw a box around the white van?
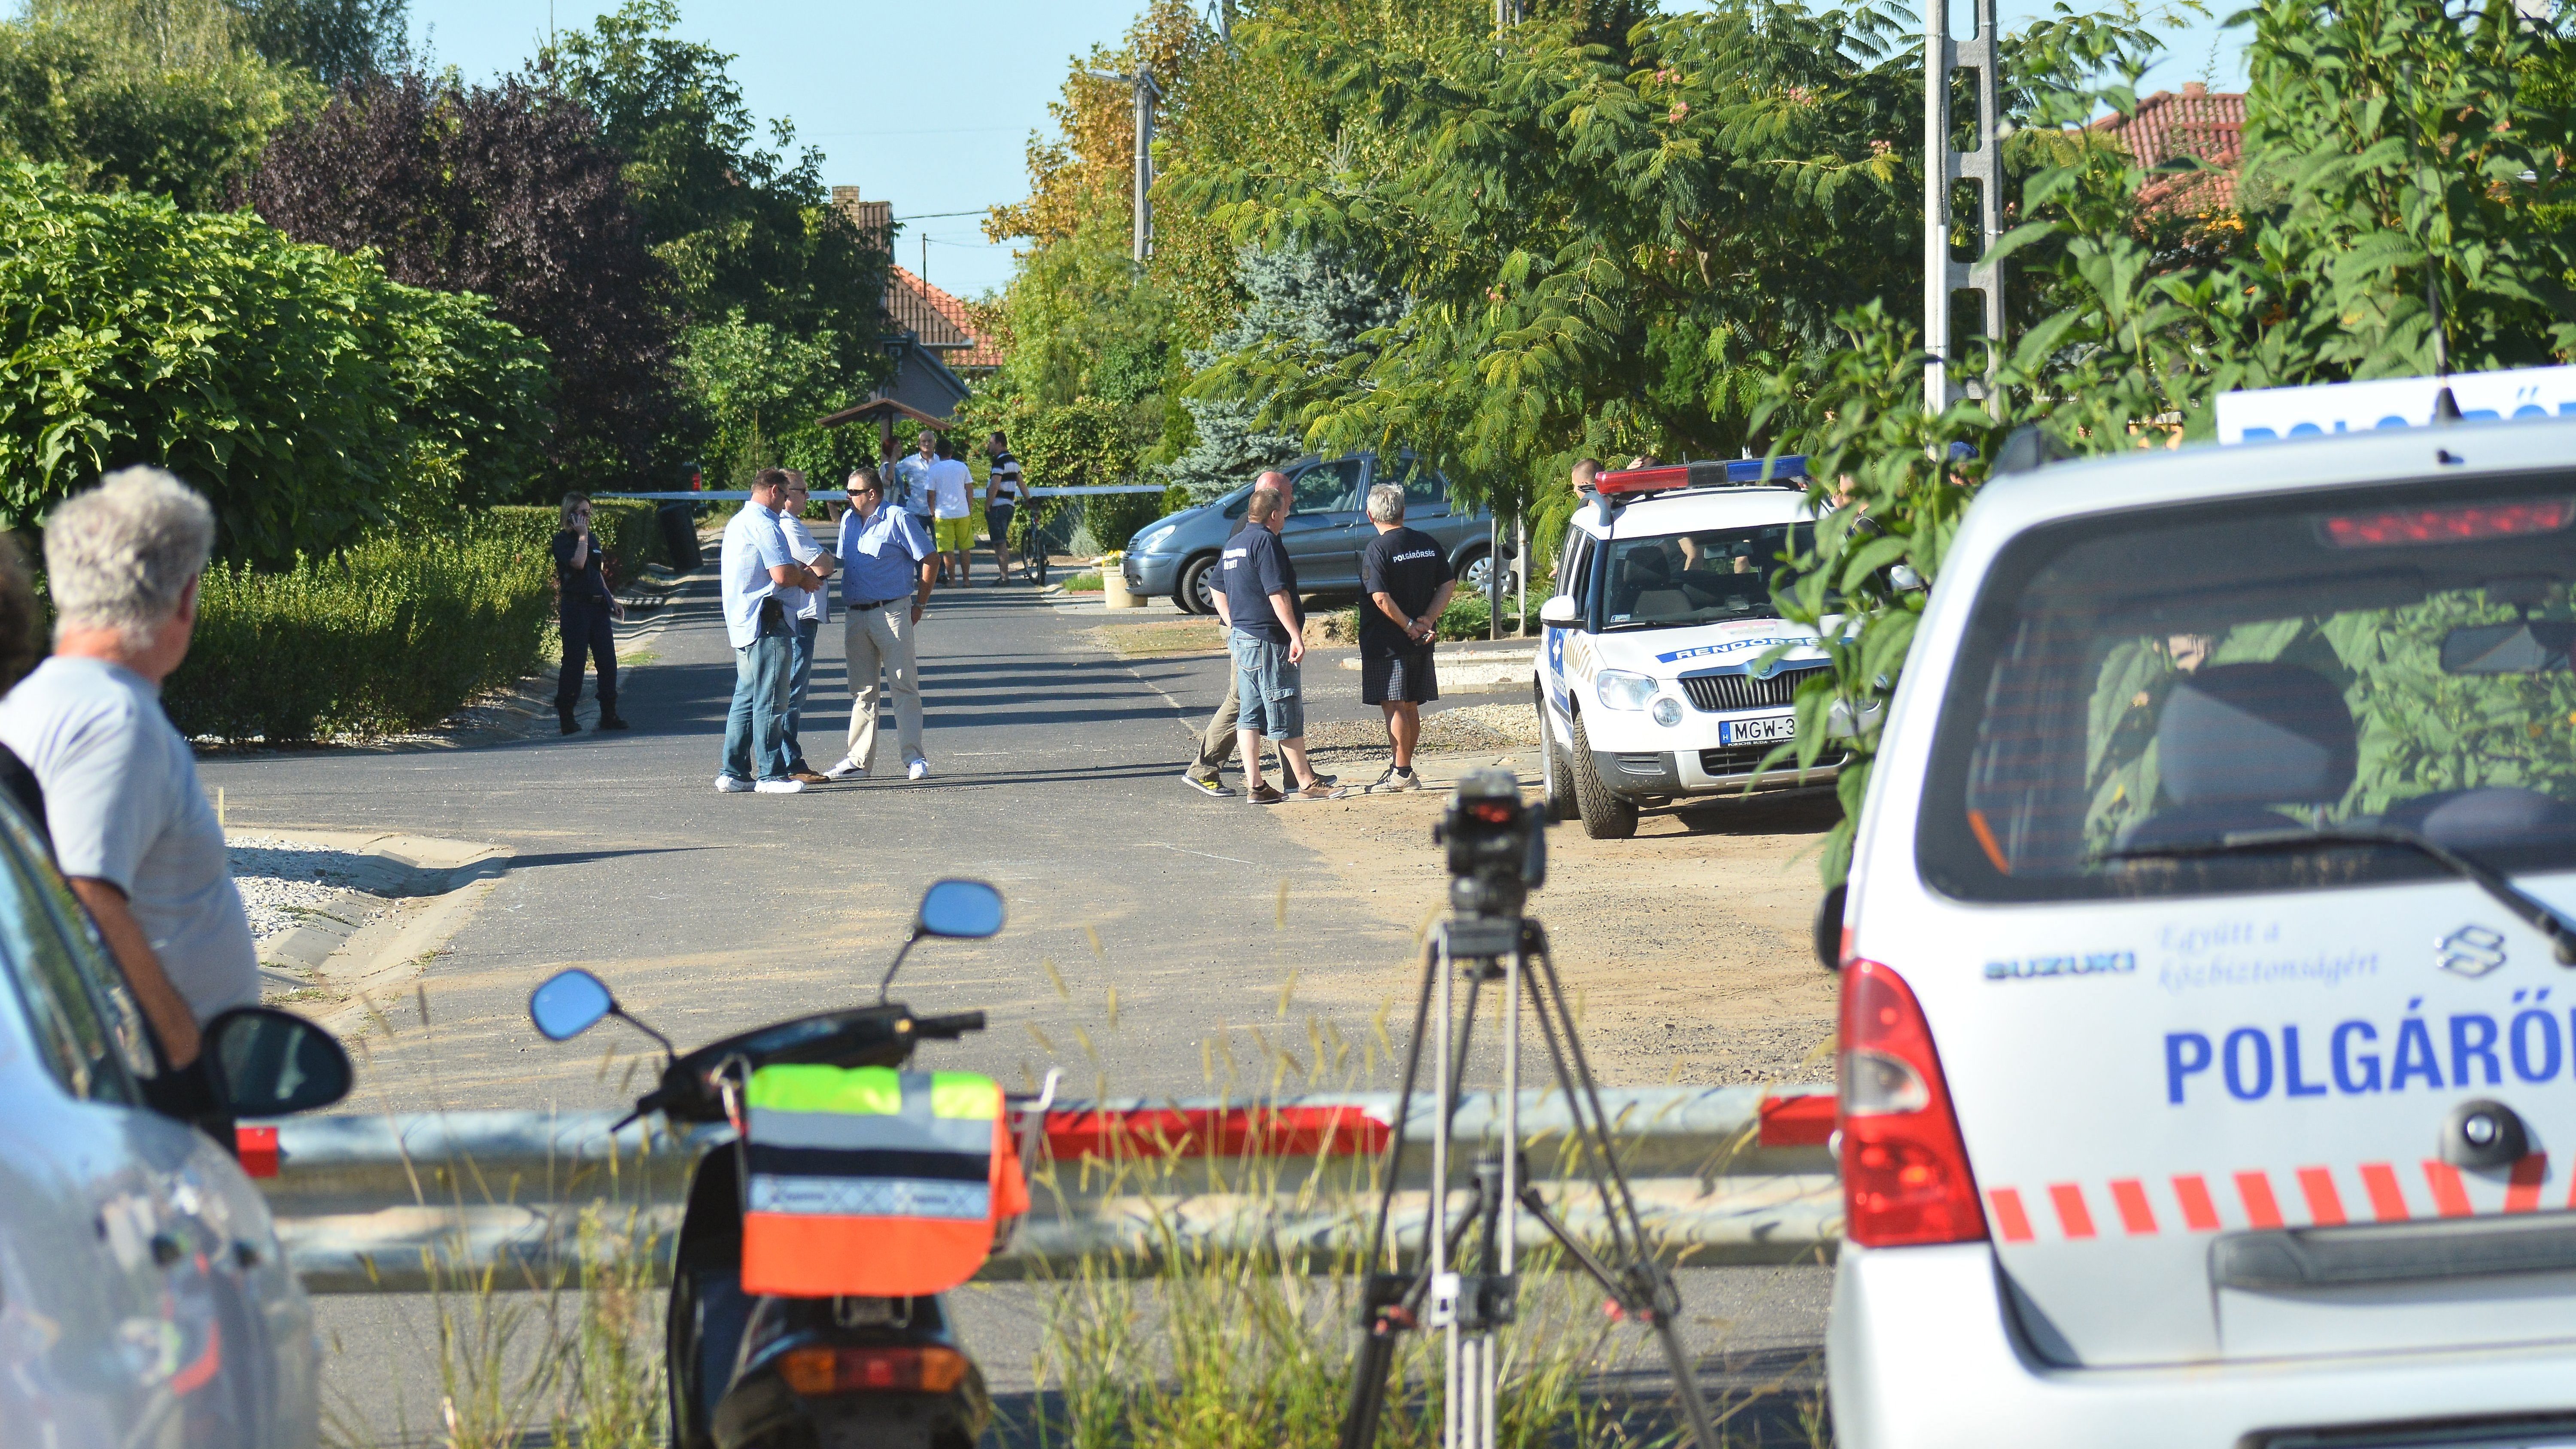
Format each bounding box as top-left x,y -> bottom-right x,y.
1533,459 -> 1860,839
1830,413 -> 2576,1447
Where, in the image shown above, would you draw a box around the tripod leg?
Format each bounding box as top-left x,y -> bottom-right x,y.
1366,937 -> 1442,1266
1647,1300 -> 1725,1449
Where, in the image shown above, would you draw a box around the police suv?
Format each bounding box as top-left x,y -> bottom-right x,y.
1830,398 -> 2576,1447
1534,458 -> 1853,839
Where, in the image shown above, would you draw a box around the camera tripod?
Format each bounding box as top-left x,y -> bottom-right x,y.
1336,911 -> 1723,1449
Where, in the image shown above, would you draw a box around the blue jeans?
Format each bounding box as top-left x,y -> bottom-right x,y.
722,631 -> 794,782
769,617 -> 820,776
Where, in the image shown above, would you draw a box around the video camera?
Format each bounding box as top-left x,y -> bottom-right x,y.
1434,768 -> 1546,951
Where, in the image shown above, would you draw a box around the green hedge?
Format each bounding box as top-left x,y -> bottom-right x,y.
485,500 -> 664,589
164,522 -> 554,741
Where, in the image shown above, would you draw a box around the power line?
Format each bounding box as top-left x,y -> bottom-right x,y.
893,210 -> 989,220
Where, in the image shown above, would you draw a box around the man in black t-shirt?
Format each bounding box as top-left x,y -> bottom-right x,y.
1358,483 -> 1457,792
1217,486 -> 1344,802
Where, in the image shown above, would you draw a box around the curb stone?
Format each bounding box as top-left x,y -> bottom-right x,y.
240,829 -> 510,1032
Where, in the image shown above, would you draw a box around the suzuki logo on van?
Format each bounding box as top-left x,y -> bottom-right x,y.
2436,925 -> 2509,978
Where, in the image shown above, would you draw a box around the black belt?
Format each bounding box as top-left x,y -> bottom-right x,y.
850,597 -> 904,610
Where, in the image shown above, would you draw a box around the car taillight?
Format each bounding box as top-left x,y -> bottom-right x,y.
778,1345 -> 969,1397
1840,959 -> 1987,1248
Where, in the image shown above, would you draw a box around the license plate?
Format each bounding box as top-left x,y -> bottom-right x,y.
1720,714 -> 1795,746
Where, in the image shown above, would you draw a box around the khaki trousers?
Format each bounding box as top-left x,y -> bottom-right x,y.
843,601 -> 925,770
1190,665 -> 1239,779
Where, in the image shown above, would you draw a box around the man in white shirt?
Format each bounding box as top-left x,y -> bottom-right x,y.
0,468 -> 252,1076
717,468 -> 823,794
929,433 -> 978,587
893,429 -> 938,526
770,473 -> 835,784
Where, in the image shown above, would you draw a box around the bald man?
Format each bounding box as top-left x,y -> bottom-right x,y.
1181,471 -> 1336,798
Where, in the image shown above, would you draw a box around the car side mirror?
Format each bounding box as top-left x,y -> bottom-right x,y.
204,1006 -> 352,1117
1814,884 -> 1849,971
1539,595 -> 1580,628
919,879 -> 1006,939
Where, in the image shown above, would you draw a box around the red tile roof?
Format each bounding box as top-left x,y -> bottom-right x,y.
830,187 -> 1003,371
2085,85 -> 2245,213
888,267 -> 1003,372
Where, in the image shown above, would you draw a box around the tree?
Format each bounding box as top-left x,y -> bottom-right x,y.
671,312 -> 844,488
230,0 -> 407,84
540,0 -> 887,401
0,0 -> 316,210
0,161 -> 550,563
245,68 -> 677,491
1167,242 -> 1402,501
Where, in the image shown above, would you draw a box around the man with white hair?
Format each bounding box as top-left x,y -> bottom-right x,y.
1358,481 -> 1456,792
0,467 -> 251,1070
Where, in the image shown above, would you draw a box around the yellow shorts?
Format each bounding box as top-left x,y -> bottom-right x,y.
934,516 -> 976,553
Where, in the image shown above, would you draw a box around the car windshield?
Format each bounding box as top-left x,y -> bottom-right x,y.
1600,522 -> 1811,629
1921,474 -> 2576,902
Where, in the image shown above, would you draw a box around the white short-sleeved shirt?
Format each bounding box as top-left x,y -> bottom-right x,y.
0,656 -> 256,1022
780,513 -> 828,625
930,459 -> 975,519
892,454 -> 938,517
720,503 -> 794,648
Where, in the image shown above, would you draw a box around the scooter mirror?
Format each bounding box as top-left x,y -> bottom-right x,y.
529,968 -> 616,1041
918,879 -> 1005,939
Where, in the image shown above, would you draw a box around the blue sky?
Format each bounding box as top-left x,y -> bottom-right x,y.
407,1 -> 2248,304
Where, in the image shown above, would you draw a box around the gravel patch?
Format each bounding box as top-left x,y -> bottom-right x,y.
1305,702 -> 1541,758
229,835 -> 396,949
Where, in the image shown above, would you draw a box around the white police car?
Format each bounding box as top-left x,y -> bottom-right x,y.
1533,458 -> 1856,839
1829,392 -> 2576,1447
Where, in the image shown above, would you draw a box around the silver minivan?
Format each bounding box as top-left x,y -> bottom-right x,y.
1121,451 -> 1510,613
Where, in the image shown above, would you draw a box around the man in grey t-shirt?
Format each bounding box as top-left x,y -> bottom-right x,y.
0,468 -> 252,1068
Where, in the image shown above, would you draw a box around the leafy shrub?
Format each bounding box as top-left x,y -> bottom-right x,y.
165,522 -> 553,741
0,161 -> 551,565
485,500 -> 663,590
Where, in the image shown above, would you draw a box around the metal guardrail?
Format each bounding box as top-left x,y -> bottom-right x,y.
249,1086 -> 1841,1293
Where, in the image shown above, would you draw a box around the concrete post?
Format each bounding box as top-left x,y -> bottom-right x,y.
1923,0 -> 2004,413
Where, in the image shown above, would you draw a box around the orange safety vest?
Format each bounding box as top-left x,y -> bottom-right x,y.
739,1064 -> 1030,1298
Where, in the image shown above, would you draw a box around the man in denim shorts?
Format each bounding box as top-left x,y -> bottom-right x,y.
1218,486 -> 1344,803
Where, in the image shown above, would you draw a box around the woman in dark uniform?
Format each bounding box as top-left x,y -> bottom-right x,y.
554,492 -> 629,734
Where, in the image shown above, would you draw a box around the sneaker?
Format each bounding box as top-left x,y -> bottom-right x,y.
907,759 -> 930,782
753,778 -> 808,795
1309,772 -> 1339,789
1182,774 -> 1235,798
714,775 -> 754,793
1246,783 -> 1285,805
824,758 -> 867,781
1368,766 -> 1422,794
790,769 -> 832,786
1290,779 -> 1350,801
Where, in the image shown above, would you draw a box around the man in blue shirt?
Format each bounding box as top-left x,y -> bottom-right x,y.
717,468 -> 823,794
827,466 -> 939,782
1218,486 -> 1344,802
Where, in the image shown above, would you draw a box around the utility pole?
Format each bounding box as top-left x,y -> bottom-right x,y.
1084,68 -> 1162,265
1922,0 -> 2003,413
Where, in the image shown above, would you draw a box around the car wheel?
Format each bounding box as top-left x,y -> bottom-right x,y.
1177,554 -> 1218,615
1538,683 -> 1578,822
1458,547 -> 1519,602
1567,709 -> 1638,840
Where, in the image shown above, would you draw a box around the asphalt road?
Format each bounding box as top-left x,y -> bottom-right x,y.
203,571 -> 1830,1445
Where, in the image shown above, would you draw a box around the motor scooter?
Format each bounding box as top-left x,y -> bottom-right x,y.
527,878 -> 1037,1449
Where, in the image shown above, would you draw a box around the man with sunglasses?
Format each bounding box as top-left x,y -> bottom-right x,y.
826,468 -> 938,782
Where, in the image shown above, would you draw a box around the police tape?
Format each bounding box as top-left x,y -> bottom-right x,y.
245,1084 -> 1841,1293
